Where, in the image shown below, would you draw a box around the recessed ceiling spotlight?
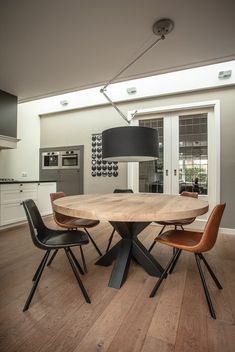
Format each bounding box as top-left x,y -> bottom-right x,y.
60,100 -> 69,106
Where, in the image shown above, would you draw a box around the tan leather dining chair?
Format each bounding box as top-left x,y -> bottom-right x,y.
148,191 -> 199,252
49,192 -> 102,272
149,203 -> 226,319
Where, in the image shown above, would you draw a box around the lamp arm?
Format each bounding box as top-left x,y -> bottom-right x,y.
100,35 -> 165,124
103,35 -> 164,89
100,88 -> 129,124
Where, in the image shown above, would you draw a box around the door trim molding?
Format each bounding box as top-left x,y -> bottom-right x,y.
127,100 -> 220,210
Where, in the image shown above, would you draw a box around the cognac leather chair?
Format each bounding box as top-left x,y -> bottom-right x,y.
148,191 -> 199,252
50,192 -> 102,272
105,189 -> 133,253
149,203 -> 226,319
22,199 -> 91,312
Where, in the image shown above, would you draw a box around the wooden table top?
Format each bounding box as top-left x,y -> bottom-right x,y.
53,193 -> 209,222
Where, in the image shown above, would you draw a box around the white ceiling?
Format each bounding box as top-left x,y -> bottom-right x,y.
1,0 -> 235,102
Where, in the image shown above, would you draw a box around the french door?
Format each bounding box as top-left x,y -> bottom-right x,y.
128,101 -> 220,221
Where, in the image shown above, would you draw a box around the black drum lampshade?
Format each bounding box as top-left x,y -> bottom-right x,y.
102,126 -> 159,162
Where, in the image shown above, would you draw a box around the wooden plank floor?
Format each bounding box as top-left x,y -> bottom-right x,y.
0,218 -> 235,352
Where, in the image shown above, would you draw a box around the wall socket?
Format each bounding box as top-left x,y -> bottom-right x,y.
21,172 -> 27,177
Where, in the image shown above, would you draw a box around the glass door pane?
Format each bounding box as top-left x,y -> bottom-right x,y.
139,118 -> 164,193
178,114 -> 208,195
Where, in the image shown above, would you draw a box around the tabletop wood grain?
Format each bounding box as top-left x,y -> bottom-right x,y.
53,193 -> 209,222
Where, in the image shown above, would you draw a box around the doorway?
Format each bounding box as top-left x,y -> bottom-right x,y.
128,101 -> 220,223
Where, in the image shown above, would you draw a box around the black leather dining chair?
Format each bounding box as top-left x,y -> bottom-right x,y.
22,199 -> 91,312
105,189 -> 133,253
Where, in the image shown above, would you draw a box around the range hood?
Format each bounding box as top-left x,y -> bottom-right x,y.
0,90 -> 19,149
0,135 -> 20,149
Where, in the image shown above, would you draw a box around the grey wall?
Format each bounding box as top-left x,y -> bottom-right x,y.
40,105 -> 128,194
40,86 -> 235,228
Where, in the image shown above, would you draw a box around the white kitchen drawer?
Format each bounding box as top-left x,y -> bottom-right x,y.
0,183 -> 38,204
0,189 -> 38,204
0,203 -> 26,226
0,184 -> 20,191
1,190 -> 22,204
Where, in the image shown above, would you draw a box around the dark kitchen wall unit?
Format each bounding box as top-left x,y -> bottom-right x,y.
0,90 -> 17,138
39,145 -> 84,195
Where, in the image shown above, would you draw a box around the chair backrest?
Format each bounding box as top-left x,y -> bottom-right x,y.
23,199 -> 48,249
181,191 -> 198,199
195,203 -> 226,252
50,192 -> 69,224
113,189 -> 133,193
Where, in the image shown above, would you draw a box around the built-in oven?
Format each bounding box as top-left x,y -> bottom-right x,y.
42,151 -> 60,169
60,150 -> 80,169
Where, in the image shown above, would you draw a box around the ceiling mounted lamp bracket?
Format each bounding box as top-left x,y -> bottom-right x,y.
100,18 -> 174,124
152,18 -> 174,39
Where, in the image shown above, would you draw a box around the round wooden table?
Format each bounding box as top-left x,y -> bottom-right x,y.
53,193 -> 208,289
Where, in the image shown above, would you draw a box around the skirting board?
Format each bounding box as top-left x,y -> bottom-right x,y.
151,220 -> 235,235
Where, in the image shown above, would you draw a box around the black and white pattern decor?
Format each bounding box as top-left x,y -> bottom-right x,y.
91,133 -> 118,177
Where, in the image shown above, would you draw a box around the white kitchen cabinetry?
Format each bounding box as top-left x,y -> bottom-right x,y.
0,182 -> 56,227
37,182 -> 56,216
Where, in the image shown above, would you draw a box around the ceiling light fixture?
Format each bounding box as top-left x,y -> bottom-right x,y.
101,18 -> 174,162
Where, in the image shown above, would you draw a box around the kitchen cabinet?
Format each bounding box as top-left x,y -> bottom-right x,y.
37,182 -> 56,215
0,182 -> 56,227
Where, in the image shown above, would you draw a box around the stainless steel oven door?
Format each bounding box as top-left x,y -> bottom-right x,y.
42,152 -> 60,169
61,151 -> 80,169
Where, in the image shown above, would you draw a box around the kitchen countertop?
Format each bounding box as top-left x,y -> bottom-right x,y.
0,180 -> 57,184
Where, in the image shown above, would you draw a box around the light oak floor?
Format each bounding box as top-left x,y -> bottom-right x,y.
0,218 -> 235,352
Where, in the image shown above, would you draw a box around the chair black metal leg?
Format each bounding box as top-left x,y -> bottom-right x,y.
195,254 -> 216,319
84,228 -> 102,256
148,225 -> 166,252
23,250 -> 50,312
47,249 -> 59,267
169,249 -> 182,274
180,225 -> 184,230
150,249 -> 180,298
106,228 -> 115,253
80,246 -> 87,273
64,248 -> 91,303
68,248 -> 84,275
32,251 -> 50,281
198,253 -> 223,289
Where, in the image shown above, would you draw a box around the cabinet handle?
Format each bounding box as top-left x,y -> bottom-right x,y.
20,184 -> 23,186
174,169 -> 177,176
20,190 -> 23,192
20,202 -> 23,205
165,169 -> 168,176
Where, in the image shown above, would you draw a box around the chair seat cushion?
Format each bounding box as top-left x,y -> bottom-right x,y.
156,229 -> 203,252
156,217 -> 196,226
41,229 -> 89,248
55,213 -> 99,229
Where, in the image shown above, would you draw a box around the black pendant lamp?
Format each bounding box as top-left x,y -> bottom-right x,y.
102,126 -> 158,162
100,18 -> 174,162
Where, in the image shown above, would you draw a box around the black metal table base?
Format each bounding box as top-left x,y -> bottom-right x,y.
95,221 -> 164,289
